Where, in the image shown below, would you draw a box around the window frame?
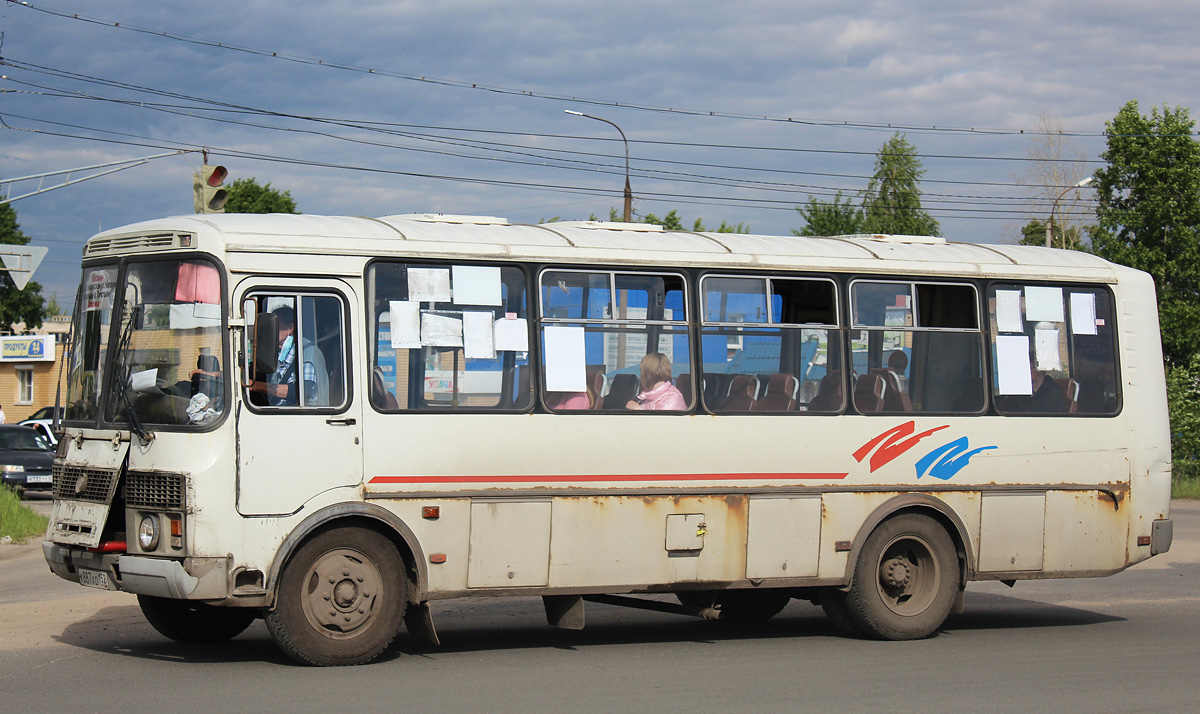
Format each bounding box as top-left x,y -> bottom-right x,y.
366,259 -> 533,414
986,281 -> 1122,417
848,277 -> 987,416
241,289 -> 352,414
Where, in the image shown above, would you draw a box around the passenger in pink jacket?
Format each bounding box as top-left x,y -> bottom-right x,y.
626,352 -> 687,411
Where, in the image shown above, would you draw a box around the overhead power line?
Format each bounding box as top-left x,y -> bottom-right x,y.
11,0 -> 1173,138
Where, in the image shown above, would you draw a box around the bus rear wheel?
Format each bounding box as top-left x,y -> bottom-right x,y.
843,514 -> 958,640
138,595 -> 256,643
265,527 -> 407,666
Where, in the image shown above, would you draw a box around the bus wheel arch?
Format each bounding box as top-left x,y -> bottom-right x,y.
841,495 -> 975,590
266,503 -> 428,611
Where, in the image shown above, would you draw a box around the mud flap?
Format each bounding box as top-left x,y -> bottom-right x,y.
543,595 -> 586,630
403,601 -> 440,646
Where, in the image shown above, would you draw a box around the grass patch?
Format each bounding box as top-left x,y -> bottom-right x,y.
1174,462 -> 1200,500
0,485 -> 49,543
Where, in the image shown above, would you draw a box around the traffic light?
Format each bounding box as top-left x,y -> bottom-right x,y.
193,164 -> 228,213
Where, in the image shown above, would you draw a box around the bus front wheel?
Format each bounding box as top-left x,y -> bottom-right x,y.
843,514 -> 958,640
265,527 -> 407,666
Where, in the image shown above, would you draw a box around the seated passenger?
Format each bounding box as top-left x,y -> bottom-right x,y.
547,391 -> 591,410
626,353 -> 686,411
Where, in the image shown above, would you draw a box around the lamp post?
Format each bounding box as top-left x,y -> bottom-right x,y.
566,110 -> 633,222
1045,176 -> 1094,248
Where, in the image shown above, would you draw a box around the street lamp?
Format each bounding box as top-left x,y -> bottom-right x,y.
565,110 -> 633,222
1045,176 -> 1094,249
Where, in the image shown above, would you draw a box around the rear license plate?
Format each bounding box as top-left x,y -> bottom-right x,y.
26,474 -> 51,484
77,568 -> 114,591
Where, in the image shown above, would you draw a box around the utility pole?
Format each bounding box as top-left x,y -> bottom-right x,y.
566,111 -> 632,222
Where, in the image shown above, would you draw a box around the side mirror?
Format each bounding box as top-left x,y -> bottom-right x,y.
254,312 -> 280,378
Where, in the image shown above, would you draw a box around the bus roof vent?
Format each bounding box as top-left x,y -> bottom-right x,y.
385,213 -> 509,225
832,233 -> 946,245
85,233 -> 192,256
548,221 -> 664,232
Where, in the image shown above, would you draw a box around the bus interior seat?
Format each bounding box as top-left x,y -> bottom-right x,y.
676,373 -> 695,407
191,354 -> 221,398
753,373 -> 798,411
719,374 -> 759,411
808,371 -> 843,411
853,372 -> 887,412
586,367 -> 608,409
371,368 -> 399,410
1054,377 -> 1080,413
603,373 -> 640,410
870,368 -> 913,412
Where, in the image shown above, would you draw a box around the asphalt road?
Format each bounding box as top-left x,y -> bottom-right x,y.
2,500 -> 1198,714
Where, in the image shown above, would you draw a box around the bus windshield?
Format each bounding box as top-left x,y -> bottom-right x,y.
65,258 -> 226,428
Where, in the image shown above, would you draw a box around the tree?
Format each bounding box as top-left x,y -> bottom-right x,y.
1013,110 -> 1094,248
1091,101 -> 1200,366
793,191 -> 864,236
860,133 -> 939,236
224,178 -> 299,214
1017,219 -> 1086,251
0,199 -> 47,330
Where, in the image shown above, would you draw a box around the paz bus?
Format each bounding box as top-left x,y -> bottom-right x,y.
43,213 -> 1173,665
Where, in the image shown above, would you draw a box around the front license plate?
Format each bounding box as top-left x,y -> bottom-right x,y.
77,568 -> 114,591
26,474 -> 51,484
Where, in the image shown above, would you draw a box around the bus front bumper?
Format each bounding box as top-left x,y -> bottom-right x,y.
43,542 -> 230,600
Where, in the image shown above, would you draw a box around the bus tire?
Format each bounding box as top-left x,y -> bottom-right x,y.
818,589 -> 863,637
137,595 -> 256,643
844,513 -> 958,640
265,527 -> 406,666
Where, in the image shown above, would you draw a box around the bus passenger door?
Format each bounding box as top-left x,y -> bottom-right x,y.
235,284 -> 363,516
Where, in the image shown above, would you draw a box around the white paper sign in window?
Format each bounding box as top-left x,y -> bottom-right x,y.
543,325 -> 587,392
452,265 -> 503,306
408,268 -> 452,303
462,311 -> 496,359
421,313 -> 463,347
494,317 -> 529,352
995,290 -> 1024,333
1070,292 -> 1099,335
996,335 -> 1033,395
1035,328 -> 1063,371
1024,286 -> 1064,323
388,300 -> 421,348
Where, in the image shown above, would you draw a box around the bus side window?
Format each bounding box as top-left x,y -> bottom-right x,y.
367,262 -> 530,411
242,293 -> 346,410
989,284 -> 1119,415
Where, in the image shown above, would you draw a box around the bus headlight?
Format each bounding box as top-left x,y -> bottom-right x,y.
138,515 -> 160,551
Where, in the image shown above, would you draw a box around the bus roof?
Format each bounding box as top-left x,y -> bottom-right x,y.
85,213 -> 1123,282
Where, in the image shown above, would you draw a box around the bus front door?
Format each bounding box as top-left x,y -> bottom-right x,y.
235,284 -> 363,516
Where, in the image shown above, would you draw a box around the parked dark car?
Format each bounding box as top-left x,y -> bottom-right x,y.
0,425 -> 55,496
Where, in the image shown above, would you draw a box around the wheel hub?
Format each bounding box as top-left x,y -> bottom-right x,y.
881,556 -> 913,589
303,551 -> 379,635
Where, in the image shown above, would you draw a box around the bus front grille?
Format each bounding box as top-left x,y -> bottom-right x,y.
125,471 -> 187,511
52,464 -> 120,503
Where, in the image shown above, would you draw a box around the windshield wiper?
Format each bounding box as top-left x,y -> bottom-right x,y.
111,304 -> 154,444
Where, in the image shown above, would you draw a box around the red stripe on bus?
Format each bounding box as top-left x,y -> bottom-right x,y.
368,472 -> 848,484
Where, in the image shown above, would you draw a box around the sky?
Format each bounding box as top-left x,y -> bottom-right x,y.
2,0 -> 1199,307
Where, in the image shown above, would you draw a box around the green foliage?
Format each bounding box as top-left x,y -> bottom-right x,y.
0,199 -> 47,330
0,485 -> 49,542
544,208 -> 749,233
793,191 -> 864,236
224,178 -> 299,214
1166,354 -> 1200,462
1092,102 -> 1200,367
793,134 -> 937,238
1018,219 -> 1088,251
861,133 -> 940,236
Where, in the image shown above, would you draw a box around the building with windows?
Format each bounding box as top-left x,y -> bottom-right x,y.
0,315 -> 70,422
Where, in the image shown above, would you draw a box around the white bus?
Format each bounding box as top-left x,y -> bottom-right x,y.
44,213 -> 1173,665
